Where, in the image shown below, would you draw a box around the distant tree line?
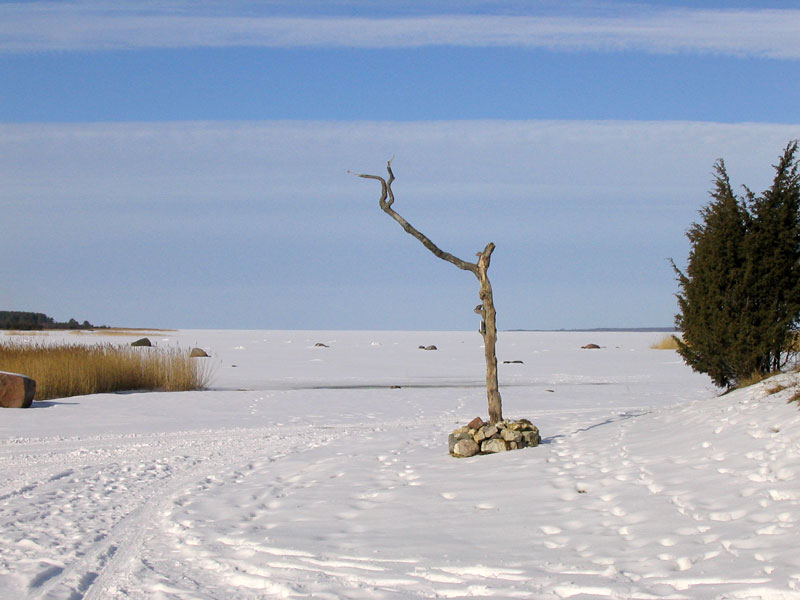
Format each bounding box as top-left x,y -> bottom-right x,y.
672,141 -> 800,389
0,311 -> 101,330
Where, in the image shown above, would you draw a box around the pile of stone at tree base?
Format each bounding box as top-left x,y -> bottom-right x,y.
449,416 -> 541,457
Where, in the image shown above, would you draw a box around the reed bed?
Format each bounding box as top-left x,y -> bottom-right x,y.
0,340 -> 211,401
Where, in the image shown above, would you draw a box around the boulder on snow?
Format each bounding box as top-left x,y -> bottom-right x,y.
581,343 -> 601,349
0,371 -> 36,408
189,347 -> 209,357
453,439 -> 480,457
131,337 -> 152,347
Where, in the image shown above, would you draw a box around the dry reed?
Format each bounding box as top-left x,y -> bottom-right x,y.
0,340 -> 211,401
650,334 -> 681,350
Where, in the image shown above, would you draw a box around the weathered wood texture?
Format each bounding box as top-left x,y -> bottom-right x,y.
353,160 -> 503,423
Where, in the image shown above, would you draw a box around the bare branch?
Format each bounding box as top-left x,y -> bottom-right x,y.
353,161 -> 478,274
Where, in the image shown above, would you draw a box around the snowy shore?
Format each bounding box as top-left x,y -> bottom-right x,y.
1,330 -> 798,599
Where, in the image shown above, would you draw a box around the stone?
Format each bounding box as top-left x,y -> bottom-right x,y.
314,342 -> 329,348
449,429 -> 473,453
581,343 -> 601,349
0,371 -> 36,408
481,438 -> 507,453
131,337 -> 152,347
467,416 -> 485,430
419,345 -> 438,351
521,430 -> 541,447
189,347 -> 209,357
507,418 -> 534,432
449,417 -> 542,457
452,439 -> 480,458
503,360 -> 524,364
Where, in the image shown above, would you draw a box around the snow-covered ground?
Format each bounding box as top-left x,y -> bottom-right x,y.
1,329 -> 799,599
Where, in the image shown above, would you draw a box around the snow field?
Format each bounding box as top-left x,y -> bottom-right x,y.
1,330 -> 799,599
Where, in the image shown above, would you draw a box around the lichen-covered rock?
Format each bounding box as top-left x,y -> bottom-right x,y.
453,439 -> 480,458
507,418 -> 534,432
0,371 -> 36,408
521,430 -> 541,447
501,428 -> 522,443
189,347 -> 209,357
481,438 -> 507,453
448,429 -> 473,453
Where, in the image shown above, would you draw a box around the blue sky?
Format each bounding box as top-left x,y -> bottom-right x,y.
2,1 -> 799,330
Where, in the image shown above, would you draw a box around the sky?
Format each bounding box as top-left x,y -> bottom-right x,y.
2,1 -> 799,331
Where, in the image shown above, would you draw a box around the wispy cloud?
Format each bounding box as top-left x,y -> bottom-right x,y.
3,118 -> 799,328
1,3 -> 799,58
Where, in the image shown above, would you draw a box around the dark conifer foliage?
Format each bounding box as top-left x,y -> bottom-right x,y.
0,311 -> 96,330
743,141 -> 800,374
672,160 -> 751,388
673,142 -> 800,389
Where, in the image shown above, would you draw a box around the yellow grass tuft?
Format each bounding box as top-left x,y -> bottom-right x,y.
650,334 -> 681,350
0,340 -> 211,401
736,371 -> 775,389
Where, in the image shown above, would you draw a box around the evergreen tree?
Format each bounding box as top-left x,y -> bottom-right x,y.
743,141 -> 800,373
672,159 -> 751,388
673,142 -> 800,389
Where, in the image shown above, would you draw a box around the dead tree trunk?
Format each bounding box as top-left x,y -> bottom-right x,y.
351,160 -> 503,424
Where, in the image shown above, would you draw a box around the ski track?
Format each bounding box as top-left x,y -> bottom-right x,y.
0,422 -> 371,600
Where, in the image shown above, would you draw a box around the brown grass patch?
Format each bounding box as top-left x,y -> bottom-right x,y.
0,340 -> 211,401
650,334 -> 681,350
736,371 -> 776,389
765,382 -> 790,395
